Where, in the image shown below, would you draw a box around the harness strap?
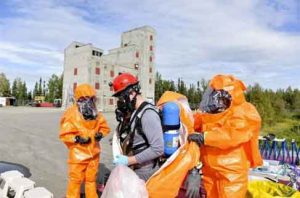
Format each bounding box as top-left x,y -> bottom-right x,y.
119,102 -> 152,154
135,107 -> 160,146
134,106 -> 161,169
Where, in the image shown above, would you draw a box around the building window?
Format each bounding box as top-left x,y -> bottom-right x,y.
74,68 -> 78,75
92,50 -> 102,57
95,67 -> 100,75
110,86 -> 113,91
150,35 -> 153,41
124,43 -> 128,47
95,82 -> 100,90
73,82 -> 77,90
134,64 -> 139,70
149,78 -> 152,84
149,67 -> 152,73
109,98 -> 114,105
110,70 -> 114,77
149,56 -> 152,62
150,45 -> 153,51
135,52 -> 139,58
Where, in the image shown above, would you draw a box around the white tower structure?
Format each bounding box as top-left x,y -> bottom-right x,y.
62,26 -> 156,111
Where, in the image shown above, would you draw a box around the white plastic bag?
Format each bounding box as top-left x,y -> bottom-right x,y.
101,165 -> 148,198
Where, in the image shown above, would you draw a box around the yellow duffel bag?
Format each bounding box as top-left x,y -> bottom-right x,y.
246,180 -> 300,198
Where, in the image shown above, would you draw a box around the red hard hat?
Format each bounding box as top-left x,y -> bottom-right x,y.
110,73 -> 139,96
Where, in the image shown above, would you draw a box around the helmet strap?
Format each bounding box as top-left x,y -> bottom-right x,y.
127,93 -> 137,113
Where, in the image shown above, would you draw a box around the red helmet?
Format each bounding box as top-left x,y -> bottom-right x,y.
110,73 -> 139,96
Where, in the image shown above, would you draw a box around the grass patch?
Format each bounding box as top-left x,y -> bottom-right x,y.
261,117 -> 300,144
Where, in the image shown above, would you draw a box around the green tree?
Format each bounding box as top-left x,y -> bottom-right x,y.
155,72 -> 162,102
270,90 -> 286,121
177,78 -> 187,96
45,74 -> 63,102
0,73 -> 11,96
27,91 -> 32,101
283,86 -> 294,110
44,80 -> 46,96
38,77 -> 42,96
12,79 -> 18,97
247,84 -> 275,126
20,81 -> 27,101
47,74 -> 59,102
57,74 -> 63,99
187,84 -> 197,109
169,80 -> 176,91
11,78 -> 27,105
33,82 -> 38,98
293,90 -> 300,113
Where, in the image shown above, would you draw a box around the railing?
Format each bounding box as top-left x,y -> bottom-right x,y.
259,136 -> 300,165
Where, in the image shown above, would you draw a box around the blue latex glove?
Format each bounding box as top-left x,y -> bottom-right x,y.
113,155 -> 129,165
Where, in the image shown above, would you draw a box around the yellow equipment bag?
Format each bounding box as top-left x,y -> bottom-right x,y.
246,181 -> 300,198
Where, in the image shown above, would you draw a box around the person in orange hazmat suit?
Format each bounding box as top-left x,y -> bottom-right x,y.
156,91 -> 202,198
60,84 -> 110,198
188,74 -> 263,198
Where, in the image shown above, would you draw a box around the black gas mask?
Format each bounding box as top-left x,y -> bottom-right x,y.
115,90 -> 137,121
200,87 -> 232,114
117,94 -> 136,113
77,96 -> 98,120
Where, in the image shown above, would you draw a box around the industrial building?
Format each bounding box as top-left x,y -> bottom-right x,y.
62,26 -> 156,111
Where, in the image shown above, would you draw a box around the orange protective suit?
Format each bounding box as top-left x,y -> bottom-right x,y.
146,91 -> 200,198
194,75 -> 263,198
60,84 -> 110,198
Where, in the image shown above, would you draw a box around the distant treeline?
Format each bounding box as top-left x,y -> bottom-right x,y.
0,73 -> 63,105
1,71 -> 300,131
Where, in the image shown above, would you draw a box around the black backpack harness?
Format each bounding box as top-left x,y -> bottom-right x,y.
117,101 -> 161,157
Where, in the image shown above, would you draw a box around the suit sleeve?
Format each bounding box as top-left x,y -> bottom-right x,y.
97,113 -> 111,136
59,116 -> 79,145
193,112 -> 202,132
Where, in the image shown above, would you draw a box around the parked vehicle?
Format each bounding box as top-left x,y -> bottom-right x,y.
53,99 -> 62,108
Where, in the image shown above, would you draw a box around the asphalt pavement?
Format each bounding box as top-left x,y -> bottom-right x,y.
0,106 -> 117,197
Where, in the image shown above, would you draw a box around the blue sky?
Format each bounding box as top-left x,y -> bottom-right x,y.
0,0 -> 299,90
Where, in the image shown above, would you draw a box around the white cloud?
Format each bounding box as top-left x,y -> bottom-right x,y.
0,0 -> 299,90
95,0 -> 300,88
0,42 -> 63,66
